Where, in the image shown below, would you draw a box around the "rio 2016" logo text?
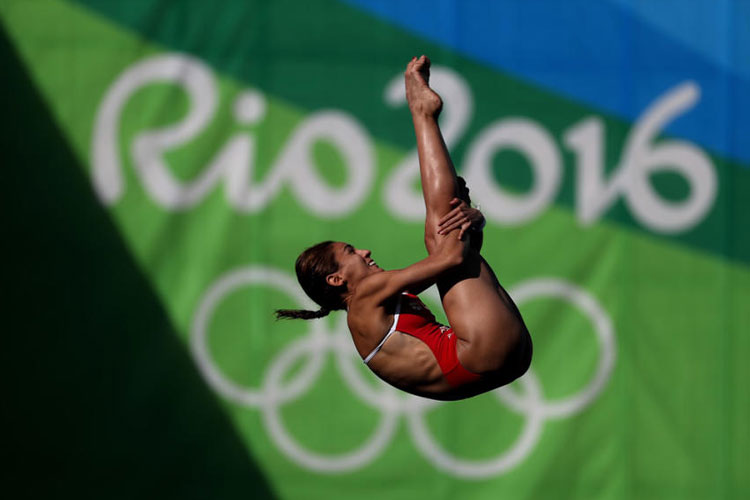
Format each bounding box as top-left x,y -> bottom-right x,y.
92,53 -> 717,234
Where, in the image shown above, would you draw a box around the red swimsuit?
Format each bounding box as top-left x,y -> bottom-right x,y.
363,293 -> 480,387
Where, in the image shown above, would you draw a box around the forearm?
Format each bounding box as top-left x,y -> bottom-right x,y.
395,250 -> 462,293
398,253 -> 457,295
362,245 -> 463,303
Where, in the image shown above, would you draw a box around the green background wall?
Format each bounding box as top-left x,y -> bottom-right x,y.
2,1 -> 747,498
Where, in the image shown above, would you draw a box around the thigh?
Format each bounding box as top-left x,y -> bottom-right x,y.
437,247 -> 526,374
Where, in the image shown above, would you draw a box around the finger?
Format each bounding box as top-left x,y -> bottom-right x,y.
438,212 -> 464,229
437,219 -> 459,234
439,221 -> 460,235
451,198 -> 468,211
438,217 -> 466,234
438,206 -> 461,225
446,214 -> 468,228
458,221 -> 471,240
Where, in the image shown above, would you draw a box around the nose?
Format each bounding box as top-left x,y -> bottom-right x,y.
357,248 -> 371,258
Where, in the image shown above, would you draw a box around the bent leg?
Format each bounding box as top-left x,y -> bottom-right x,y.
406,56 -> 530,377
438,252 -> 532,378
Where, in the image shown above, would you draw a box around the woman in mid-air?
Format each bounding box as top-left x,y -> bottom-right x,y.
276,56 -> 531,400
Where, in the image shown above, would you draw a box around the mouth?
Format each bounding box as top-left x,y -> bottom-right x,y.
368,260 -> 377,267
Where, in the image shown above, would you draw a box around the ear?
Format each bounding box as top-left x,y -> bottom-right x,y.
326,273 -> 345,288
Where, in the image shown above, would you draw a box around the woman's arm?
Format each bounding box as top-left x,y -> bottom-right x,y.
356,235 -> 465,305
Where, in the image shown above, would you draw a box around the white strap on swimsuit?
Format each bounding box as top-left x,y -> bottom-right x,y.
362,295 -> 402,364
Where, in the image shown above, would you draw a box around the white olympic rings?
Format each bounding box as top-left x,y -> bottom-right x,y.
190,265 -> 616,478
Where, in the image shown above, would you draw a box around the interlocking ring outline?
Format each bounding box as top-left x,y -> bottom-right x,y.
191,266 -> 616,478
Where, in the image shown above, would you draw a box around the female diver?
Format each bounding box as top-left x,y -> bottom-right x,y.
276,56 -> 531,401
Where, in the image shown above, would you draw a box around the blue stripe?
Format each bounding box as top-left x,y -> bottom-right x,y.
342,0 -> 750,165
611,0 -> 750,81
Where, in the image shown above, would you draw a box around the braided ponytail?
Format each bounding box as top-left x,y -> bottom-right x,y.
275,307 -> 330,320
274,241 -> 347,321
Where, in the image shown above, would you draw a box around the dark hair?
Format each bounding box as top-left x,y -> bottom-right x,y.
275,241 -> 348,320
456,176 -> 472,205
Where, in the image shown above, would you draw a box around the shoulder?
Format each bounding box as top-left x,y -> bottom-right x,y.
350,277 -> 400,317
353,270 -> 399,302
346,292 -> 398,355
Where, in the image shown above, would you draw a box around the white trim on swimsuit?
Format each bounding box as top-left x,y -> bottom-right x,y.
363,294 -> 402,364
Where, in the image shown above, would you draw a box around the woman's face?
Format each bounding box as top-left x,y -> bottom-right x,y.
329,242 -> 382,287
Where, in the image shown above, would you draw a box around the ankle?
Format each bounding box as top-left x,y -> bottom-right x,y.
410,108 -> 439,121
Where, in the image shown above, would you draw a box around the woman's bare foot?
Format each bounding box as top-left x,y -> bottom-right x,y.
405,55 -> 443,117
